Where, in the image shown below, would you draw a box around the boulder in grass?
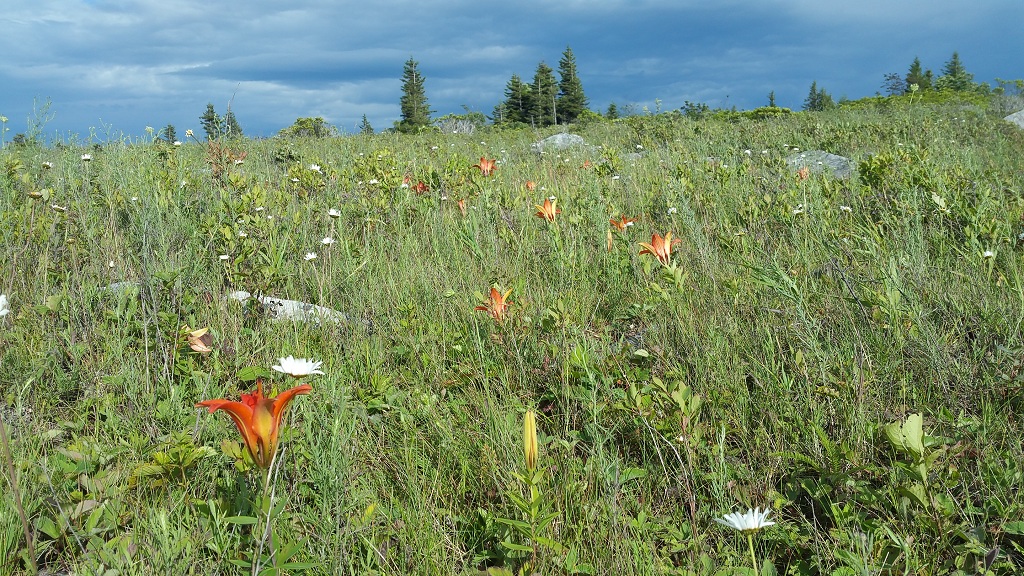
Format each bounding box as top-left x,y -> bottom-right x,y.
531,133 -> 588,154
785,150 -> 853,180
1005,109 -> 1024,129
227,291 -> 364,328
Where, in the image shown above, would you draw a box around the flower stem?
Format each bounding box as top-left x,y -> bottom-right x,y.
747,532 -> 757,573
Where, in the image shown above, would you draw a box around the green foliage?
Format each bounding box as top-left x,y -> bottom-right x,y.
936,51 -> 975,92
278,116 -> 334,138
556,46 -> 588,124
530,61 -> 558,127
803,80 -> 836,111
397,57 -> 432,133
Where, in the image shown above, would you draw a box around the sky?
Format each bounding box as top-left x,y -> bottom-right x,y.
2,0 -> 1022,142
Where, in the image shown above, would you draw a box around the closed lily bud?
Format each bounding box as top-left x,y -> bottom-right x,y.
523,410 -> 538,471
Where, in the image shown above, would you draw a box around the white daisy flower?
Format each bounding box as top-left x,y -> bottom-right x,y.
714,507 -> 776,532
304,252 -> 317,261
328,208 -> 341,219
272,355 -> 324,378
0,294 -> 9,317
321,237 -> 335,245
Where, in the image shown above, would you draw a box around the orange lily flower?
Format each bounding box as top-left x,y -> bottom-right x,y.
609,215 -> 637,232
474,157 -> 497,176
457,198 -> 468,216
475,286 -> 513,324
186,326 -> 214,354
535,198 -> 561,222
525,180 -> 537,191
197,379 -> 312,468
638,231 -> 681,266
412,180 -> 429,194
796,166 -> 810,181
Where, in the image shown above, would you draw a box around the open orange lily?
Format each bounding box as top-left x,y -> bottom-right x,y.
197,379 -> 312,468
639,231 -> 681,266
525,180 -> 537,191
475,286 -> 513,324
474,157 -> 497,177
609,215 -> 637,232
535,198 -> 561,222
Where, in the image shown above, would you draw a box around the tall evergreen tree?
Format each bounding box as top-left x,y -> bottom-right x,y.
605,102 -> 619,120
398,58 -> 432,133
200,103 -> 223,140
556,46 -> 587,124
802,81 -> 835,111
905,57 -> 932,92
162,124 -> 177,143
223,108 -> 243,137
767,91 -> 776,107
936,52 -> 974,92
359,114 -> 374,135
530,62 -> 558,127
499,74 -> 532,125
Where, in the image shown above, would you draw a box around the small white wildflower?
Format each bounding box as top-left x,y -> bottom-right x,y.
321,236 -> 335,245
131,196 -> 139,202
744,149 -> 752,155
81,154 -> 92,161
291,178 -> 300,183
840,205 -> 852,213
185,129 -> 194,137
430,146 -> 438,151
668,207 -> 678,215
42,161 -> 54,169
328,208 -> 341,218
309,163 -> 322,173
254,206 -> 265,212
272,356 -> 324,378
440,194 -> 448,201
219,254 -> 230,261
304,252 -> 317,261
233,159 -> 244,165
1018,232 -> 1024,241
612,175 -> 620,180
51,204 -> 66,212
173,141 -> 182,146
237,231 -> 247,238
793,204 -> 805,215
0,294 -> 9,318
108,260 -> 115,269
548,195 -> 557,202
982,250 -> 994,259
636,144 -> 643,149
715,507 -> 775,532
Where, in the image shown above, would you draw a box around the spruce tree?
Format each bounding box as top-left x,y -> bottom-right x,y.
200,103 -> 223,140
499,74 -> 532,125
936,52 -> 974,92
359,114 -> 374,135
556,46 -> 588,124
905,57 -> 932,91
162,124 -> 177,143
223,108 -> 243,137
802,81 -> 834,111
398,58 -> 432,133
605,102 -> 619,120
530,62 -> 558,127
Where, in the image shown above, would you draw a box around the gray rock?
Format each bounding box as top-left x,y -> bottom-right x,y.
785,150 -> 853,179
1004,109 -> 1024,129
531,133 -> 587,154
227,291 -> 360,326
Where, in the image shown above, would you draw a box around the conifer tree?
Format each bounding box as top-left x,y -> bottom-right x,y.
200,103 -> 223,140
162,124 -> 177,143
530,62 -> 558,127
936,52 -> 974,92
398,58 -> 432,133
802,81 -> 835,111
498,74 -> 532,125
359,114 -> 374,135
605,102 -> 619,120
905,57 -> 932,92
556,46 -> 588,124
224,108 -> 243,137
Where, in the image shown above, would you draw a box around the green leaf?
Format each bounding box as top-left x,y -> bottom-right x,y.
902,413 -> 925,460
619,467 -> 648,483
1003,521 -> 1024,535
224,515 -> 258,525
500,541 -> 534,552
237,366 -> 273,382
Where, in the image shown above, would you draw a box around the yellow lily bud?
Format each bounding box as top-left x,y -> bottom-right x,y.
523,410 -> 538,472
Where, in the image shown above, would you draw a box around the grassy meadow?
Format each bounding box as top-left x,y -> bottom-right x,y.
1,101 -> 1024,575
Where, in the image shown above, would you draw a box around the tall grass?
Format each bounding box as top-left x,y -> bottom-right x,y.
1,102 -> 1023,575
